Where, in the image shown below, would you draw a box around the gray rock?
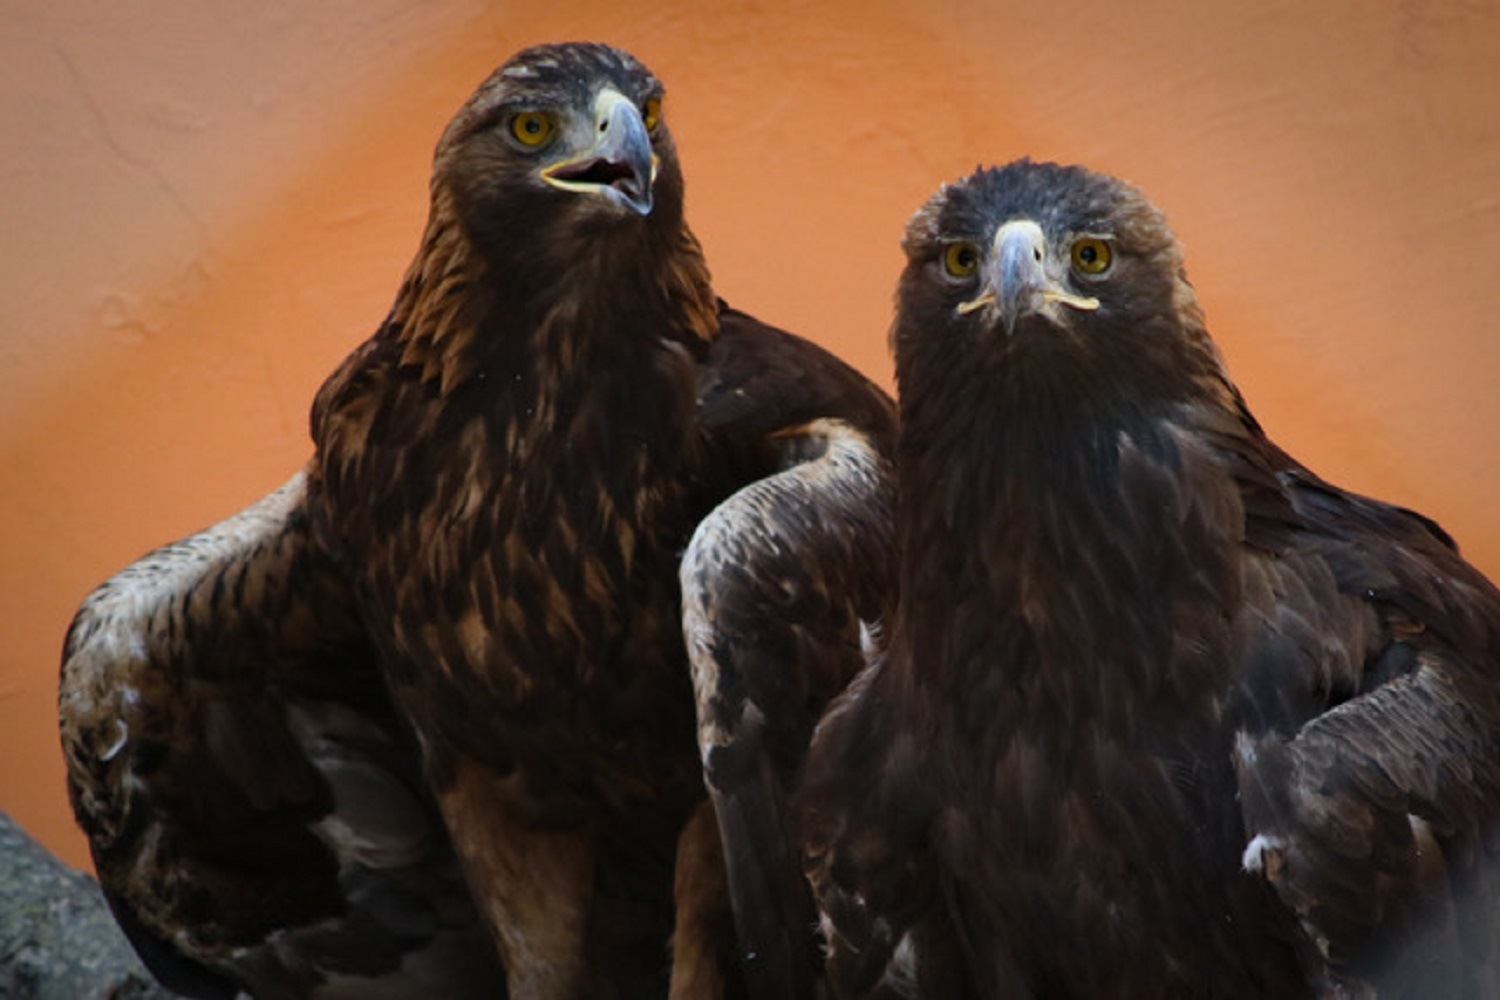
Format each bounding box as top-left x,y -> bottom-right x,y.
0,809 -> 174,999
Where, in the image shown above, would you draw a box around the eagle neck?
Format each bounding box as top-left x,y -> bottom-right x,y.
386,189 -> 718,397
363,191 -> 720,543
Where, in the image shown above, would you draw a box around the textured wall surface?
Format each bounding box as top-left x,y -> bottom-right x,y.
4,1 -> 1499,870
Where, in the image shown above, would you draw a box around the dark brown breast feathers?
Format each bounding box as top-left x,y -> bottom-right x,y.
307,210 -> 720,821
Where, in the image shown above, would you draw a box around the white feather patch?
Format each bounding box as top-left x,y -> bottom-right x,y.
100,718 -> 129,762
1241,833 -> 1283,874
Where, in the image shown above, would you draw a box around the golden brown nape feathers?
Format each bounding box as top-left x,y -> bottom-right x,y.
799,159 -> 1500,997
61,40 -> 897,1000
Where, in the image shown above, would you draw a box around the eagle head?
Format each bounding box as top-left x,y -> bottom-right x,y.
892,159 -> 1220,414
431,42 -> 686,254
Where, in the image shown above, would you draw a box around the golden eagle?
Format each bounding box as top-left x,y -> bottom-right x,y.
799,160 -> 1500,996
60,42 -> 895,998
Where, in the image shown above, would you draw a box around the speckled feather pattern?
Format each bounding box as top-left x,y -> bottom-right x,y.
60,472 -> 502,997
681,418 -> 896,997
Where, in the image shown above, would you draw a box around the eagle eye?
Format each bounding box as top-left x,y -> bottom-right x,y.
1071,237 -> 1113,276
944,242 -> 980,278
642,96 -> 663,131
509,110 -> 557,148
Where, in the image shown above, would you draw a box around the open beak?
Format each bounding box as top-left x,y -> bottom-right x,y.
541,89 -> 656,216
958,220 -> 1099,333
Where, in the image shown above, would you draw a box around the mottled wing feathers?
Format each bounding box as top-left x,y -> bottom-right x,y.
680,306 -> 897,998
1232,456 -> 1500,995
59,471 -> 501,998
683,417 -> 895,999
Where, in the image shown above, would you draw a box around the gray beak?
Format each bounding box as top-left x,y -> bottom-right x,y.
542,89 -> 655,216
993,220 -> 1049,336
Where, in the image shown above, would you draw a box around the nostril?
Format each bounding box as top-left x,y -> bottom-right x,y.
1033,248 -> 1042,262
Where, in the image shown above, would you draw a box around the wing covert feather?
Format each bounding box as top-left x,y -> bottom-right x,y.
1233,461 -> 1500,996
59,470 -> 502,998
682,418 -> 895,1000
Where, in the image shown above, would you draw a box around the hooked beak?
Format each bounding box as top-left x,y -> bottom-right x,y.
541,89 -> 657,216
958,220 -> 1099,333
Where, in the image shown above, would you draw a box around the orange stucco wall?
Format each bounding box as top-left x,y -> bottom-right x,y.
5,2 -> 1499,871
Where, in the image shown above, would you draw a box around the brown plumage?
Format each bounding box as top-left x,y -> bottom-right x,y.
61,41 -> 896,999
682,418 -> 896,999
799,160 -> 1500,997
59,474 -> 503,998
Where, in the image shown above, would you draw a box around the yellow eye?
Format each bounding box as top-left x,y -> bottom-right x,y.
642,96 -> 662,131
1071,237 -> 1112,275
510,111 -> 556,147
944,242 -> 980,278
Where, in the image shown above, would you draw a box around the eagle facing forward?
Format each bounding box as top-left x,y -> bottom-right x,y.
800,161 -> 1500,997
60,42 -> 895,999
